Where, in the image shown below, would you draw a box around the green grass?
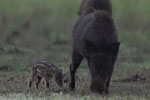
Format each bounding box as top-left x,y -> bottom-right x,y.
0,0 -> 150,100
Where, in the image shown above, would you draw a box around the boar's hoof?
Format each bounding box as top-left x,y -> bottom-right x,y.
90,84 -> 106,95
69,83 -> 75,91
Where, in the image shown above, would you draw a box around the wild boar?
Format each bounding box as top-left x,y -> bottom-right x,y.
69,8 -> 120,94
28,61 -> 63,89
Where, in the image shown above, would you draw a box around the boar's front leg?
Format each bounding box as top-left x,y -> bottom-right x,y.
106,74 -> 113,94
105,77 -> 111,94
69,49 -> 83,90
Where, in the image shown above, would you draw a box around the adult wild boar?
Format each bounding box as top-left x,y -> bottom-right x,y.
69,8 -> 120,94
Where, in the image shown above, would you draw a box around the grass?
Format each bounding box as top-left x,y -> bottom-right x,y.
0,94 -> 149,100
0,0 -> 150,100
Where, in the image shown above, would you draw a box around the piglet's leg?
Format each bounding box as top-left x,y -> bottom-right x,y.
36,76 -> 42,89
44,78 -> 49,88
27,78 -> 32,88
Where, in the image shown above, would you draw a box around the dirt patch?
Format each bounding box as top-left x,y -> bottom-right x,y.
112,74 -> 146,83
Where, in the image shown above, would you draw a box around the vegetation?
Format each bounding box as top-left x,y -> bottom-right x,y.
0,0 -> 150,100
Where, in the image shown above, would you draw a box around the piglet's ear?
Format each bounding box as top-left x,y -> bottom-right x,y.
84,40 -> 96,54
109,42 -> 120,62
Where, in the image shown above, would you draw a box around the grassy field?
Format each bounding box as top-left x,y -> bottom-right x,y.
0,0 -> 150,100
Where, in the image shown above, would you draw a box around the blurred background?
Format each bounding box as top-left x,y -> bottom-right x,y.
0,0 -> 149,74
0,1 -> 150,98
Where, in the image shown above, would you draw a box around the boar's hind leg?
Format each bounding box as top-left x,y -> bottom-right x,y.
69,50 -> 83,90
36,76 -> 42,89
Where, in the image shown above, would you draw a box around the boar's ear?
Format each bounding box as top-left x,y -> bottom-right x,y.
109,42 -> 120,62
82,7 -> 95,15
84,40 -> 96,54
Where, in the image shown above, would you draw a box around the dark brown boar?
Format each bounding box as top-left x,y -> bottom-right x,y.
78,0 -> 112,16
69,9 -> 120,94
